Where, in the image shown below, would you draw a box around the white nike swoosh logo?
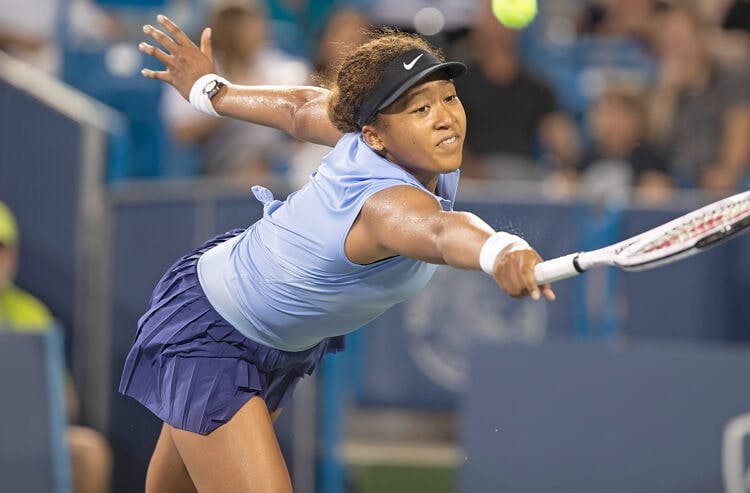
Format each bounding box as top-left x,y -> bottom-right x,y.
403,53 -> 424,70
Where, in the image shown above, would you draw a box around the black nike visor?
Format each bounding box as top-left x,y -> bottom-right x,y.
355,49 -> 467,128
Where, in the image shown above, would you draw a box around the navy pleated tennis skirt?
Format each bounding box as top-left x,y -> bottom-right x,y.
119,229 -> 345,435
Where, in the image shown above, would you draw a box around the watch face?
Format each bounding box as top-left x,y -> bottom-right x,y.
203,80 -> 218,95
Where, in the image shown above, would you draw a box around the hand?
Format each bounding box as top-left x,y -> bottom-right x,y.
492,244 -> 555,301
139,15 -> 216,100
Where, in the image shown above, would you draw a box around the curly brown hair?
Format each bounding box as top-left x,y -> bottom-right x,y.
325,29 -> 445,133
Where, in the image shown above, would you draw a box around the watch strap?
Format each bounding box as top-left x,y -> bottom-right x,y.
189,73 -> 230,117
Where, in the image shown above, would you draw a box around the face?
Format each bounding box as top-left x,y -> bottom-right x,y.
0,243 -> 17,291
235,15 -> 266,58
363,74 -> 467,185
592,95 -> 641,148
319,11 -> 369,68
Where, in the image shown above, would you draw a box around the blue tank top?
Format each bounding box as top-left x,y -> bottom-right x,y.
197,132 -> 460,351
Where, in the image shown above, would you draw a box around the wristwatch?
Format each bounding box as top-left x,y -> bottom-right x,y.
202,79 -> 225,100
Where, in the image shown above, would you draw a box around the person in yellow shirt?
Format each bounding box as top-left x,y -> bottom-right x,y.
0,203 -> 53,328
0,201 -> 112,493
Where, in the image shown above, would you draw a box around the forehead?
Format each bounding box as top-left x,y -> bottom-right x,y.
390,74 -> 454,109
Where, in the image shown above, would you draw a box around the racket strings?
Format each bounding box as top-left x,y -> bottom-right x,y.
636,198 -> 750,255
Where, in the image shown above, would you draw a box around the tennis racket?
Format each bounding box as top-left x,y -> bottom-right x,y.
534,190 -> 750,285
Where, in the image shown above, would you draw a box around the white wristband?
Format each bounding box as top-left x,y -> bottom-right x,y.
189,73 -> 230,117
479,232 -> 530,275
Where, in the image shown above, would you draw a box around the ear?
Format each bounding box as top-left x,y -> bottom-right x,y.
361,125 -> 385,152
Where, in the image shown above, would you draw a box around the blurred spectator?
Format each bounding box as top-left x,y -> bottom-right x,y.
578,85 -> 672,204
0,202 -> 112,493
161,0 -> 308,184
0,0 -> 122,74
454,11 -> 580,181
311,8 -> 370,83
0,0 -> 59,72
563,0 -> 662,125
648,6 -> 750,192
577,0 -> 666,45
264,0 -> 363,57
287,7 -> 371,190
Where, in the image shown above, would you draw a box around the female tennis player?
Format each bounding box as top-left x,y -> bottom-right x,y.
122,15 -> 556,492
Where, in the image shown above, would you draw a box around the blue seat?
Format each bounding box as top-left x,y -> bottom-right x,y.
62,46 -> 165,178
0,328 -> 71,493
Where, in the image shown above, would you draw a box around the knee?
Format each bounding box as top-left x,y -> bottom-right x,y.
67,425 -> 113,493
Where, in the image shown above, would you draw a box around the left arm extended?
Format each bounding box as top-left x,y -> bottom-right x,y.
355,186 -> 555,301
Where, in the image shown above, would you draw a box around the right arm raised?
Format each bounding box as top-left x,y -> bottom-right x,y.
139,15 -> 343,147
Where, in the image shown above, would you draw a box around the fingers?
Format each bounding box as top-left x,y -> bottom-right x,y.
141,68 -> 170,82
138,42 -> 170,66
157,14 -> 193,47
143,24 -> 178,53
200,27 -> 213,61
495,249 -> 556,302
520,255 -> 541,301
523,252 -> 556,302
541,284 -> 556,302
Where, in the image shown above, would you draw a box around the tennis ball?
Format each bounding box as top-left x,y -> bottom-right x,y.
491,0 -> 538,29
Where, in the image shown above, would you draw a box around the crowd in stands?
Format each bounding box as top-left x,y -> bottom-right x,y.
2,0 -> 750,199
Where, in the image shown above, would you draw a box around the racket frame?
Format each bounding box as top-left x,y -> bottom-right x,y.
534,191 -> 750,284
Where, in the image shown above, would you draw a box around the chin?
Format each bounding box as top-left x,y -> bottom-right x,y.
442,154 -> 463,172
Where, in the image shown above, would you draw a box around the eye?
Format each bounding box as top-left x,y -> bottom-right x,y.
412,105 -> 429,114
445,94 -> 457,103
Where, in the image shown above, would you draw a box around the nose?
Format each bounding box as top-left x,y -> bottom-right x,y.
433,100 -> 456,129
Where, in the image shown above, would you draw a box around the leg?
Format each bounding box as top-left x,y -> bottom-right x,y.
67,425 -> 113,493
170,396 -> 293,493
146,423 -> 197,493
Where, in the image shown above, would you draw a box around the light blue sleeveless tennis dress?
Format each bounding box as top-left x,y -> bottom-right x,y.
198,132 -> 460,350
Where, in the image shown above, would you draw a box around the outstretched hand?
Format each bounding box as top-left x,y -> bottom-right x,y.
493,246 -> 556,302
139,14 -> 216,100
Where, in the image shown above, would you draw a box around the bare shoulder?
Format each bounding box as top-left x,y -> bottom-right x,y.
358,184 -> 446,239
361,185 -> 443,223
346,185 -> 443,264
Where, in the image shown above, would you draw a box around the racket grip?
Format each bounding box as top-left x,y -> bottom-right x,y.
534,253 -> 582,284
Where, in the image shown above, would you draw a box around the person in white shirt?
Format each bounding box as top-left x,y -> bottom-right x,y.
161,0 -> 308,182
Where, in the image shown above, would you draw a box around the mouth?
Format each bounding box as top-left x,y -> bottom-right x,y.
436,134 -> 460,148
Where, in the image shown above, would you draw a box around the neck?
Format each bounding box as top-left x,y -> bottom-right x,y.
378,150 -> 440,192
405,166 -> 440,193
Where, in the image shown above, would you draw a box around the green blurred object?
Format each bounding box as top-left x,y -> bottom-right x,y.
0,201 -> 18,245
352,465 -> 455,493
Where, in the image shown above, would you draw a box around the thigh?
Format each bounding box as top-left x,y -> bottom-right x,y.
170,396 -> 293,493
146,423 -> 197,493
